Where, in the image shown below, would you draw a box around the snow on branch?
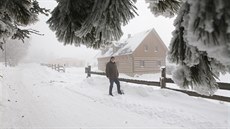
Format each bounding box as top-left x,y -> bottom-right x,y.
145,0 -> 182,18
47,0 -> 138,49
0,0 -> 48,49
168,0 -> 230,95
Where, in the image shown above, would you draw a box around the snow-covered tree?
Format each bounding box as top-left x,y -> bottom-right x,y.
146,0 -> 230,95
0,0 -> 48,47
47,0 -> 138,49
1,0 -> 230,95
146,0 -> 181,18
48,0 -> 230,95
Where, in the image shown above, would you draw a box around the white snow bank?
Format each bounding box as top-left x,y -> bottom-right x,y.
0,63 -> 229,129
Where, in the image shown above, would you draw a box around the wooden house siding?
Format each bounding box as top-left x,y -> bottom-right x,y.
133,31 -> 167,58
97,28 -> 167,76
133,58 -> 162,73
115,55 -> 133,73
97,58 -> 107,71
132,30 -> 167,74
98,54 -> 133,74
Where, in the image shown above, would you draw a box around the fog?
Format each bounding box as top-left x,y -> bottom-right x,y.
23,0 -> 175,65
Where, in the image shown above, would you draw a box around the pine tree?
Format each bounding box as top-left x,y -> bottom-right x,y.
1,0 -> 230,95
146,0 -> 181,18
0,0 -> 48,48
164,0 -> 230,95
47,0 -> 138,49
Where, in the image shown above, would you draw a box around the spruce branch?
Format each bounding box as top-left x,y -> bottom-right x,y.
169,2 -> 223,95
146,0 -> 182,17
0,0 -> 48,46
168,2 -> 190,64
11,28 -> 44,42
30,0 -> 50,16
47,0 -> 138,49
77,0 -> 138,41
0,41 -> 3,50
4,0 -> 34,25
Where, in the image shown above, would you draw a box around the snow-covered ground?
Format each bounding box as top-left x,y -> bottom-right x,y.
0,63 -> 229,129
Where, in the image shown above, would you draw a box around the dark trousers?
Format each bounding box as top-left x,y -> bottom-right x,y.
109,78 -> 121,94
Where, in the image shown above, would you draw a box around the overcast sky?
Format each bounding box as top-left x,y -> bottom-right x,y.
24,0 -> 175,63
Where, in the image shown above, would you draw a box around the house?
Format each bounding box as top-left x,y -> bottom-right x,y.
97,28 -> 168,76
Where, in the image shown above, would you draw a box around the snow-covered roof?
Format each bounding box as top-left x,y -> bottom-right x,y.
98,28 -> 154,58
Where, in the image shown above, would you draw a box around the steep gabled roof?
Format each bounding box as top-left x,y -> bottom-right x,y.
98,28 -> 156,58
115,29 -> 152,56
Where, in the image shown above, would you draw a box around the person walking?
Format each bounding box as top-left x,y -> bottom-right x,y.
106,56 -> 123,96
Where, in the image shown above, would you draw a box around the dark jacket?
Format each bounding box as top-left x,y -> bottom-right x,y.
106,61 -> 119,78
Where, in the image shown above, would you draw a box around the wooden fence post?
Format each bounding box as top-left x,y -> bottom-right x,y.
63,64 -> 66,73
52,64 -> 55,69
55,64 -> 58,71
87,65 -> 91,78
160,67 -> 166,88
57,64 -> 60,72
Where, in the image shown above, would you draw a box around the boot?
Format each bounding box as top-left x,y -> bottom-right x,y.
118,90 -> 124,95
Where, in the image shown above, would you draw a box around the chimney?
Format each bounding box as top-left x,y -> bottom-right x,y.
128,34 -> 131,38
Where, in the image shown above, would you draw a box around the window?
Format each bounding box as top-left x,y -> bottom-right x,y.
144,45 -> 148,52
154,46 -> 158,52
140,61 -> 145,67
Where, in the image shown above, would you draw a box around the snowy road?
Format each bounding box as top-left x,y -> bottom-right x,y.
0,64 -> 229,129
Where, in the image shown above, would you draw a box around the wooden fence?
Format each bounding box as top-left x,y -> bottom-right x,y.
41,64 -> 65,72
85,66 -> 230,102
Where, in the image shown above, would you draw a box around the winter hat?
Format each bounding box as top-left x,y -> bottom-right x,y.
110,56 -> 115,60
